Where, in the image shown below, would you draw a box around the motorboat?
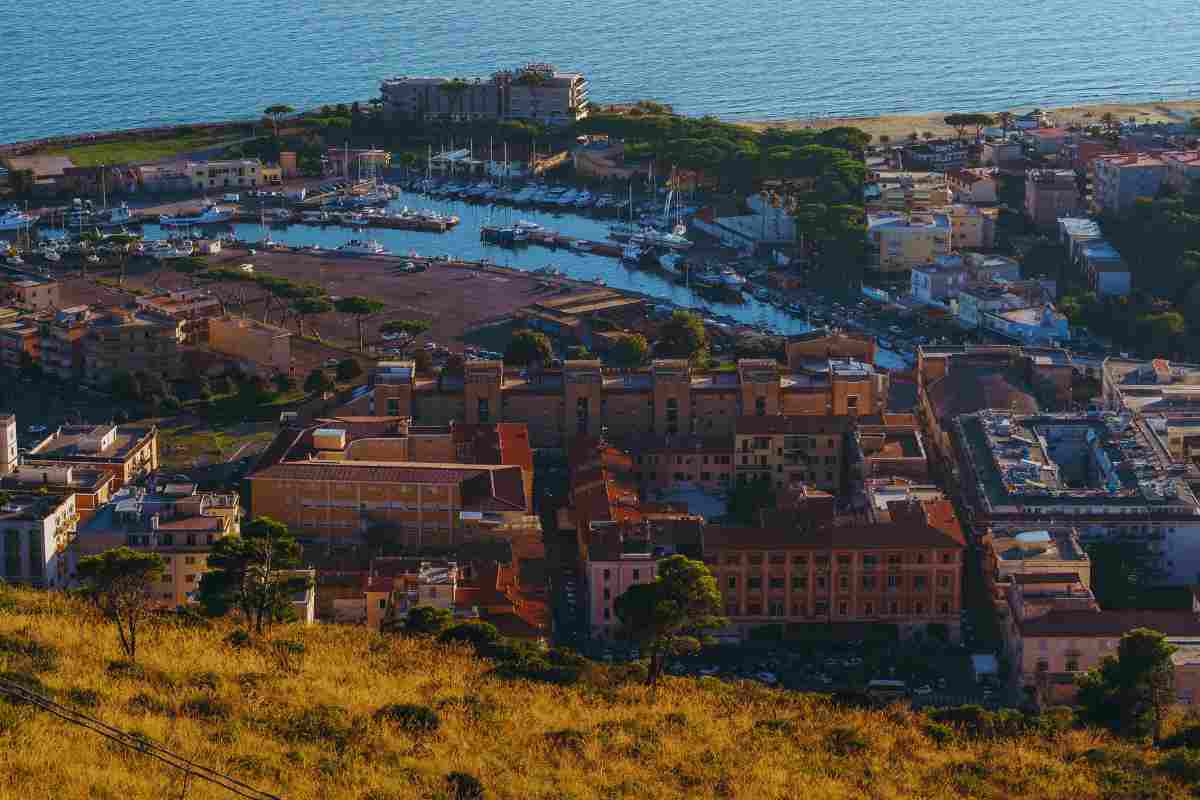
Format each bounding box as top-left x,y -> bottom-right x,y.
147,239 -> 194,259
0,208 -> 37,231
337,238 -> 390,256
621,242 -> 643,263
41,248 -> 61,263
633,228 -> 693,251
572,239 -> 595,252
96,203 -> 134,227
159,203 -> 233,226
607,222 -> 642,241
659,252 -> 684,271
574,191 -> 594,209
718,268 -> 747,288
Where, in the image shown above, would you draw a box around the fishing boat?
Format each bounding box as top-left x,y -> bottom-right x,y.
159,203 -> 233,226
337,239 -> 390,256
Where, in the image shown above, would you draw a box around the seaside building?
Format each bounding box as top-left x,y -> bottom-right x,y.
955,280 -> 1055,330
733,415 -> 853,495
865,171 -> 951,212
186,159 -> 268,191
852,418 -> 929,482
945,168 -> 997,204
979,305 -> 1069,346
901,140 -> 968,170
79,308 -> 183,387
867,212 -> 951,274
981,140 -> 1024,168
1092,153 -> 1168,216
0,270 -> 59,310
380,64 -> 589,127
1160,150 -> 1200,193
1078,240 -> 1131,297
910,261 -> 968,306
937,204 -> 996,250
1024,170 -> 1082,230
37,306 -> 90,382
340,333 -> 888,449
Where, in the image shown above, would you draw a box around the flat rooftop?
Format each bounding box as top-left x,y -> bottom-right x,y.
28,424 -> 152,463
991,530 -> 1088,564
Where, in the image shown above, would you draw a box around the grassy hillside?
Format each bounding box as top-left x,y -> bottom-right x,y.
1,587 -> 1198,800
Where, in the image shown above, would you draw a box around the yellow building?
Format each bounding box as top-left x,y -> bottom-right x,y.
24,422 -> 158,490
939,204 -> 997,250
187,158 -> 266,190
733,415 -> 853,494
868,212 -> 951,273
208,315 -> 292,374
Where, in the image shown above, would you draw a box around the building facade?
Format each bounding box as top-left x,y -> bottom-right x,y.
1024,169 -> 1081,229
381,64 -> 589,127
80,308 -> 183,386
868,212 -> 951,273
187,159 -> 266,190
0,491 -> 78,589
1092,153 -> 1168,216
208,316 -> 292,374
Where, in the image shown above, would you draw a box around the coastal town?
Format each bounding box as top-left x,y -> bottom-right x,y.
4,59 -> 1200,797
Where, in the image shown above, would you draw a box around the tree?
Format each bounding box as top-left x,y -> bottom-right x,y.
110,371 -> 141,402
943,114 -> 972,140
196,516 -> 307,635
615,555 -> 725,687
263,104 -> 295,137
1077,628 -> 1176,741
76,548 -> 166,662
727,477 -> 776,524
609,333 -> 650,368
292,296 -> 332,339
334,296 -> 386,352
656,310 -> 708,361
379,319 -> 431,354
504,329 -> 553,367
997,111 -> 1014,137
336,358 -> 363,382
404,606 -> 454,637
304,368 -> 334,396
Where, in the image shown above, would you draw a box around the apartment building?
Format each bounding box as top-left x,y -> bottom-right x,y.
0,318 -> 40,370
916,345 -> 1073,460
733,414 -> 852,494
208,315 -> 292,374
81,308 -> 183,386
852,420 -> 929,481
187,159 -> 266,190
939,204 -> 997,250
22,421 -> 158,490
954,410 -> 1200,584
981,140 -> 1023,167
902,140 -> 969,170
381,63 -> 588,127
2,463 -> 114,523
248,417 -> 536,546
1160,150 -> 1200,193
0,491 -> 78,589
135,289 -> 222,344
1025,169 -> 1081,229
73,483 -> 240,607
0,273 -> 59,310
346,557 -> 459,629
910,261 -> 968,305
945,168 -> 998,204
865,171 -> 952,212
703,498 -> 965,640
867,212 -> 951,273
1092,153 -> 1167,216
38,306 -> 90,381
631,435 -> 734,492
341,335 -> 888,448
983,528 -> 1090,591
1079,240 -> 1131,297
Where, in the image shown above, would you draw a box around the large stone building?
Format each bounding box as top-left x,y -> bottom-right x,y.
81,308 -> 183,386
953,410 -> 1200,584
1024,169 -> 1081,230
381,63 -> 589,127
732,415 -> 853,495
248,417 -> 537,547
0,491 -> 78,589
341,332 -> 888,449
20,421 -> 158,490
703,497 -> 966,639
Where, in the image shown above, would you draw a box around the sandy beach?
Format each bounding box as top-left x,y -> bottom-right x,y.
742,99 -> 1200,141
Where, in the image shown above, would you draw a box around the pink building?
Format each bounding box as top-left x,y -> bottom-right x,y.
1024,169 -> 1081,229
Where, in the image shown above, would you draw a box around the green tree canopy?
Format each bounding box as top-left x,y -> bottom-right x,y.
263,103 -> 295,136
504,329 -> 553,367
304,368 -> 334,395
336,358 -> 363,382
1077,628 -> 1176,741
609,333 -> 650,368
404,606 -> 454,637
77,547 -> 166,662
656,310 -> 708,362
292,296 -> 332,339
615,554 -> 725,687
196,516 -> 307,634
334,296 -> 386,352
380,319 -> 432,354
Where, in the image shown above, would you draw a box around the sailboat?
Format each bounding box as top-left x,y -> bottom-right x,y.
609,182 -> 641,241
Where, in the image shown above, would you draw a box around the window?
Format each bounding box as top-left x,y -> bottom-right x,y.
816,575 -> 827,590
724,554 -> 740,565
727,576 -> 737,590
838,574 -> 849,590
632,569 -> 640,581
938,574 -> 951,589
889,601 -> 898,615
665,398 -> 679,435
755,397 -> 766,416
477,398 -> 490,423
603,608 -> 610,620
837,554 -> 851,566
747,603 -> 762,616
838,601 -> 848,616
769,601 -> 784,617
603,569 -> 611,581
1036,659 -> 1049,673
914,601 -> 924,614
846,395 -> 858,411
378,599 -> 387,610
864,602 -> 874,616
387,398 -> 402,415
748,576 -> 762,591
792,555 -> 808,566
862,555 -> 877,570
939,601 -> 950,615
792,575 -> 807,590
887,575 -> 899,589
861,575 -> 876,590
913,575 -> 928,590
185,574 -> 195,583
769,577 -> 785,590
941,552 -> 954,564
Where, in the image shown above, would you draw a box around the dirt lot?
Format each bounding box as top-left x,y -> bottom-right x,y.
118,248 -> 585,358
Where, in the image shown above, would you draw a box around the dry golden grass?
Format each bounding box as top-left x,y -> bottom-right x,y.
0,588 -> 1195,799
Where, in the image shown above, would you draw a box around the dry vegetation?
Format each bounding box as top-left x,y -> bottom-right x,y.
2,587 -> 1199,799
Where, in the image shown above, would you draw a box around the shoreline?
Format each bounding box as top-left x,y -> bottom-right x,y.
5,96 -> 1200,156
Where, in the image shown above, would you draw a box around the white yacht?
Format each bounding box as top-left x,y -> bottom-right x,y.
159,203 -> 233,226
148,239 -> 194,259
0,208 -> 37,231
337,239 -> 390,256
633,228 -> 693,251
97,203 -> 134,227
717,268 -> 747,288
659,252 -> 683,272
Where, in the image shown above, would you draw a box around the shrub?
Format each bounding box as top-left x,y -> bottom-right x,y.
182,694 -> 232,722
1162,724 -> 1200,750
0,629 -> 59,673
754,718 -> 797,736
374,703 -> 441,735
924,722 -> 955,745
439,622 -> 501,649
127,691 -> 173,716
66,687 -> 102,709
284,704 -> 367,753
225,629 -> 252,649
188,671 -> 221,691
825,726 -> 867,756
544,728 -> 588,753
1159,749 -> 1200,783
445,771 -> 485,800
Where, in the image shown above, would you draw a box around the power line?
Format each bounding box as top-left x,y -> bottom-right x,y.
0,677 -> 281,800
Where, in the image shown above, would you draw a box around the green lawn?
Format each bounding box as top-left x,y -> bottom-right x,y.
158,422 -> 278,470
43,131 -> 240,167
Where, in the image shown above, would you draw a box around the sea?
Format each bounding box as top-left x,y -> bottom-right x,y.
6,0 -> 1200,144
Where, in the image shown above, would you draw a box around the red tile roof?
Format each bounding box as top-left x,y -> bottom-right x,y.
1020,609 -> 1200,637
706,499 -> 964,550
